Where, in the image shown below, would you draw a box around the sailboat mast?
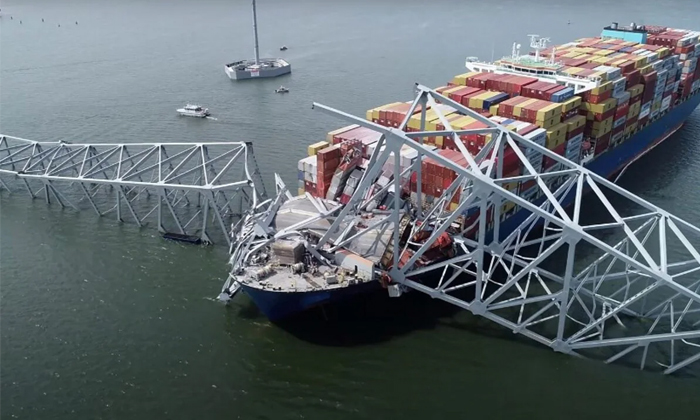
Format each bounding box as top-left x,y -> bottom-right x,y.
252,0 -> 260,65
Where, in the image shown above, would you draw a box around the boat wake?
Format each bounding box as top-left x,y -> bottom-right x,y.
205,116 -> 218,121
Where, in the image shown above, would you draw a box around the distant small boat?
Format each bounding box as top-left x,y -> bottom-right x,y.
280,45 -> 288,51
275,86 -> 289,93
177,104 -> 210,118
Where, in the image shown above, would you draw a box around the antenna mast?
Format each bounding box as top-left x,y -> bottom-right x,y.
528,34 -> 551,62
252,0 -> 260,65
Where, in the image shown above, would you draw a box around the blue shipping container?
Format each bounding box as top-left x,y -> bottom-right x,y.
482,92 -> 510,110
298,170 -> 305,181
551,87 -> 575,103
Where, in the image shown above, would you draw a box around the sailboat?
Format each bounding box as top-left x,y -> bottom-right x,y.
224,0 -> 292,80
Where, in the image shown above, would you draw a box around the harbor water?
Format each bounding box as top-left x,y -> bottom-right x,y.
2,0 -> 700,418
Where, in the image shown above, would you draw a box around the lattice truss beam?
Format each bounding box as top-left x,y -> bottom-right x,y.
301,84 -> 700,375
0,136 -> 268,245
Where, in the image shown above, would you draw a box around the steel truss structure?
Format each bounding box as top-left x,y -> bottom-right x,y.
236,84 -> 699,375
0,135 -> 267,245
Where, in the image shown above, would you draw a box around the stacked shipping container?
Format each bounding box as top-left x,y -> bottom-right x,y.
296,26 -> 700,225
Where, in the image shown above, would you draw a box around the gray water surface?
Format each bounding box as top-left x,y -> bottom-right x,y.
2,1 -> 700,419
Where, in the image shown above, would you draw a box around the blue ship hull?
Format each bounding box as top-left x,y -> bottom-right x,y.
242,92 -> 700,322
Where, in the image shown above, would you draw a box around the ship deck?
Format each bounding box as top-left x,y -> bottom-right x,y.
239,195 -> 396,293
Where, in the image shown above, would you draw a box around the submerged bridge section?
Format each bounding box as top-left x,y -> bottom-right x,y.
220,84 -> 700,375
0,135 -> 268,246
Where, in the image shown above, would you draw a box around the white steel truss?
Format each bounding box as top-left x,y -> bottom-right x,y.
0,135 -> 267,245
226,84 -> 700,375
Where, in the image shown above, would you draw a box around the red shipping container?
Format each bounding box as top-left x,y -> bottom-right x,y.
521,179 -> 537,192
317,145 -> 341,161
567,126 -> 585,140
581,107 -> 616,122
522,81 -> 558,99
542,155 -> 558,171
612,124 -> 625,138
461,89 -> 486,107
584,89 -> 612,104
594,133 -> 612,154
552,142 -> 566,157
449,87 -> 480,104
625,69 -> 642,88
615,103 -> 630,119
544,84 -> 566,101
485,73 -> 510,91
579,62 -> 601,70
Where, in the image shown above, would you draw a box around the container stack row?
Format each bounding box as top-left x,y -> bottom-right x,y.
296,26 -> 700,224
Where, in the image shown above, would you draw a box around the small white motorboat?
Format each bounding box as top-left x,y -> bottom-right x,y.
275,86 -> 289,94
177,104 -> 210,118
280,45 -> 288,51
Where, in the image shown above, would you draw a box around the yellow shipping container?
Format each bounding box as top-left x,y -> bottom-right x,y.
590,117 -> 613,131
564,67 -> 584,76
582,97 -> 617,114
593,49 -> 614,56
633,55 -> 648,68
628,102 -> 642,118
308,141 -> 329,156
501,201 -> 516,214
657,47 -> 671,58
536,103 -> 563,121
451,116 -> 476,129
326,124 -> 359,143
563,115 -> 587,132
638,64 -> 653,75
452,71 -> 480,86
514,98 -> 539,117
590,70 -> 608,81
535,116 -> 559,130
628,84 -> 645,98
469,91 -> 496,110
370,102 -> 402,121
444,86 -> 465,96
591,81 -> 613,95
624,122 -> 639,136
561,96 -> 582,113
546,123 -> 568,149
298,188 -> 306,196
490,105 -> 500,116
610,59 -> 628,67
652,101 -> 661,112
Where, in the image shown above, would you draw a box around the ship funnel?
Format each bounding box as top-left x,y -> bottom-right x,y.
611,22 -> 618,29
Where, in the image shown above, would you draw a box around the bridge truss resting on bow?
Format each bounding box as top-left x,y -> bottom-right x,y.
224,83 -> 700,375
0,135 -> 268,246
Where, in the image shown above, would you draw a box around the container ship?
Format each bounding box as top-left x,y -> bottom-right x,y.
224,23 -> 700,321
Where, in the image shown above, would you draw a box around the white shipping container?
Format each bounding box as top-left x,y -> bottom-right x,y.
613,90 -> 631,104
639,106 -> 651,120
567,133 -> 584,149
524,128 -> 547,146
565,149 -> 581,164
651,109 -> 660,119
661,95 -> 672,109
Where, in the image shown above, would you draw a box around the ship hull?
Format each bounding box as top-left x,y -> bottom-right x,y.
242,92 -> 700,322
